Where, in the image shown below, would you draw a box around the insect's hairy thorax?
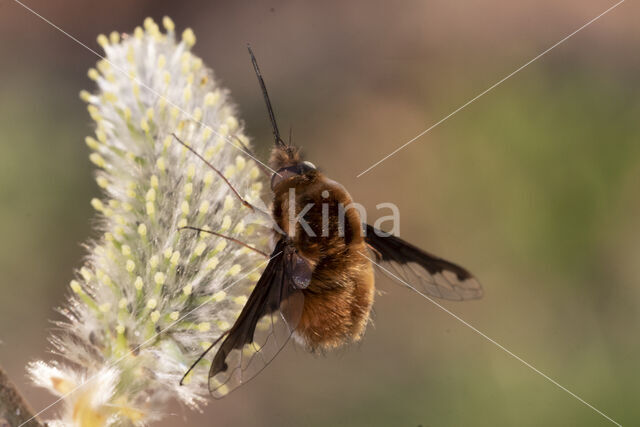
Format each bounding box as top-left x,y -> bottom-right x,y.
271,172 -> 365,258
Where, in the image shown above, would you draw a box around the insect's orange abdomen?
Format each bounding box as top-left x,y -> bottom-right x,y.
272,172 -> 375,350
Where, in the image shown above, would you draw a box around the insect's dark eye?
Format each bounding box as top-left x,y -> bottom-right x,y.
271,161 -> 317,189
301,161 -> 316,171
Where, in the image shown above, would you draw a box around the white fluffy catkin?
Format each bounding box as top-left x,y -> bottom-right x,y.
28,17 -> 270,426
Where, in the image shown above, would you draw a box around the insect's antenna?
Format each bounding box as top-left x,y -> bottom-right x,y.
288,126 -> 293,147
180,331 -> 229,386
247,45 -> 285,148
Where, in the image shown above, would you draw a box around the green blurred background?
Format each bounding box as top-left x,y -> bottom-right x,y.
1,1 -> 639,425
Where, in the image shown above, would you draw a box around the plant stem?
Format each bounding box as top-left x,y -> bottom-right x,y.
0,366 -> 44,427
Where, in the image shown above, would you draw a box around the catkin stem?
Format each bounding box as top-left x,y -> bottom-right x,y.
0,365 -> 45,427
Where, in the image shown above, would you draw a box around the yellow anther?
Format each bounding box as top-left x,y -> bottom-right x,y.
249,166 -> 260,179
123,47 -> 134,66
226,116 -> 239,132
97,34 -> 109,48
220,215 -> 231,231
121,245 -> 132,256
99,303 -> 111,313
170,251 -> 180,265
201,127 -> 213,142
233,295 -> 248,306
209,290 -> 225,302
182,284 -> 192,296
217,320 -> 230,330
126,260 -> 135,273
89,152 -> 106,167
145,188 -> 156,202
204,146 -> 216,161
223,195 -> 234,212
170,106 -> 180,121
169,311 -> 179,321
233,221 -> 245,234
134,26 -> 144,40
184,182 -> 193,197
85,137 -> 99,151
146,201 -> 155,217
235,156 -> 246,170
143,17 -> 155,31
79,90 -> 92,102
156,157 -> 166,172
96,129 -> 107,143
228,264 -> 242,276
80,267 -> 92,281
87,68 -> 100,81
193,242 -> 207,257
91,198 -> 104,211
198,200 -> 209,214
204,91 -> 220,106
183,85 -> 192,102
70,280 -> 82,293
192,107 -> 202,122
154,272 -> 166,285
134,276 -> 144,290
214,240 -> 227,252
150,310 -> 160,323
203,171 -> 213,186
187,164 -> 196,180
162,135 -> 172,150
138,223 -> 147,236
147,298 -> 157,309
182,28 -> 196,47
206,257 -> 219,270
103,92 -> 118,103
149,255 -> 159,269
162,16 -> 175,32
109,31 -> 120,44
140,118 -> 150,133
198,322 -> 211,332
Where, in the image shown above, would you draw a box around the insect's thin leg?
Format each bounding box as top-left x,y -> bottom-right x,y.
171,133 -> 256,211
366,242 -> 382,260
179,226 -> 269,258
180,331 -> 229,386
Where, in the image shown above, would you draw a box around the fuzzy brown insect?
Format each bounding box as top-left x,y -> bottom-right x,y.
178,47 -> 483,398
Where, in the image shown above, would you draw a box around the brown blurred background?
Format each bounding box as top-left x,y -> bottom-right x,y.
1,0 -> 639,425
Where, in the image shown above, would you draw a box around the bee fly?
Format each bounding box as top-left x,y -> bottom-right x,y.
176,47 -> 483,398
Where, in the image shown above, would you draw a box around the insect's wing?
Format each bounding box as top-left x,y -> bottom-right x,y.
208,239 -> 307,398
365,224 -> 482,301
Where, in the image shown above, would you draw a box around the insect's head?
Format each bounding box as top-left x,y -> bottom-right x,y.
271,160 -> 317,190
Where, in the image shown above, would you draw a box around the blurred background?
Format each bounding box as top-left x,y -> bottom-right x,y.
1,0 -> 639,425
